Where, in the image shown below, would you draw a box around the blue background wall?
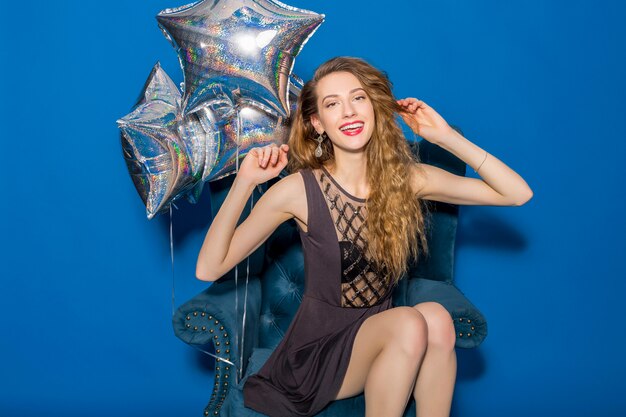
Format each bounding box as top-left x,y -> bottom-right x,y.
2,0 -> 625,416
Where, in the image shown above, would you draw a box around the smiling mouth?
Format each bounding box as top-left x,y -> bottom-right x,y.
339,122 -> 364,135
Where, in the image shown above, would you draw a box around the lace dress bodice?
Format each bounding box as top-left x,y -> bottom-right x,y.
314,166 -> 392,308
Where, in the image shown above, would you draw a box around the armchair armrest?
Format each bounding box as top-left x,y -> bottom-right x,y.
407,278 -> 488,349
172,276 -> 262,416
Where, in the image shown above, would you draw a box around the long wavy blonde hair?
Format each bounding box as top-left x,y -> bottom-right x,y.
286,56 -> 430,284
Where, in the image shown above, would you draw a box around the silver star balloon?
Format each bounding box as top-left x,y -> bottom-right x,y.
156,0 -> 324,117
206,76 -> 302,181
117,62 -> 210,219
117,62 -> 303,218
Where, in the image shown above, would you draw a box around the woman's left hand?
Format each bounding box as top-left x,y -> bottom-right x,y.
397,97 -> 455,144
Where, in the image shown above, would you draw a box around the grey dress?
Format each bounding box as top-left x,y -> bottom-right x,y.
243,166 -> 396,417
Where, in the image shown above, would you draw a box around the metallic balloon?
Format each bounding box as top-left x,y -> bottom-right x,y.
205,74 -> 303,181
156,0 -> 324,117
117,62 -> 303,218
118,0 -> 321,219
117,62 -> 209,219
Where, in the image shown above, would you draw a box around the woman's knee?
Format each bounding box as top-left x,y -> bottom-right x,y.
415,302 -> 456,351
388,307 -> 428,359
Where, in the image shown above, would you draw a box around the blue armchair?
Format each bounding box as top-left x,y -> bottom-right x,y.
173,138 -> 488,417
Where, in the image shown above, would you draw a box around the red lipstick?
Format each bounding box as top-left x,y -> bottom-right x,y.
339,120 -> 364,136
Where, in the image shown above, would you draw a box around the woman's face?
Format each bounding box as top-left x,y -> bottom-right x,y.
310,71 -> 375,154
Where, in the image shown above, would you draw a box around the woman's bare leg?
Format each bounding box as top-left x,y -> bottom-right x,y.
334,307 -> 429,417
411,302 -> 457,417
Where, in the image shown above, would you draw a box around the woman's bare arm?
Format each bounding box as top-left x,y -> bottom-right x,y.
195,144 -> 295,281
397,97 -> 533,206
412,129 -> 533,206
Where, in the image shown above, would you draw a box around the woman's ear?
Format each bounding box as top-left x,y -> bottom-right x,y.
310,114 -> 323,134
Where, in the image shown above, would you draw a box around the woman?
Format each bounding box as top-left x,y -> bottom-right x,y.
196,56 -> 533,417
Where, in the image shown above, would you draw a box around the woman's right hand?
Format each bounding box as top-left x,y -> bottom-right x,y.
237,143 -> 290,186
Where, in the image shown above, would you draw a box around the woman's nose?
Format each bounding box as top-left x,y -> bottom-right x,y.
343,102 -> 356,118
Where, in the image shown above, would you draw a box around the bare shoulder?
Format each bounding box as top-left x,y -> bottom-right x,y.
266,171 -> 308,231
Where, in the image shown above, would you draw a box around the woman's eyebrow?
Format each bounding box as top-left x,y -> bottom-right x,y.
322,88 -> 366,102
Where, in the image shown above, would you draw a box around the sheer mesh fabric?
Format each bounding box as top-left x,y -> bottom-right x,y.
314,167 -> 393,308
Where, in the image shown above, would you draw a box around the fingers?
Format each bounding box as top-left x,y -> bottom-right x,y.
396,97 -> 427,113
258,146 -> 271,167
277,144 -> 289,167
258,144 -> 289,168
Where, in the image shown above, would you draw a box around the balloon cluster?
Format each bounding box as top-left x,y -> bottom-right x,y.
117,0 -> 324,219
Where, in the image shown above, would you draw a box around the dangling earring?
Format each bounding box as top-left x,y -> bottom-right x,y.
315,132 -> 325,158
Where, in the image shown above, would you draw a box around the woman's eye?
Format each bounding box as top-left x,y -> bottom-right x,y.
325,102 -> 337,108
354,95 -> 366,101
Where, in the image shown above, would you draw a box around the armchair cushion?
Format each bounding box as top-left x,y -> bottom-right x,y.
258,243 -> 306,350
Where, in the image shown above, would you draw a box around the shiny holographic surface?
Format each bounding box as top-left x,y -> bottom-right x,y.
118,0 -> 320,219
117,62 -> 198,219
206,77 -> 301,181
156,0 -> 323,117
118,64 -> 303,218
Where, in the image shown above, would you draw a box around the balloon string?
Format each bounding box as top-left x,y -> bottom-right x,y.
234,109 -> 242,383
193,346 -> 237,367
238,194 -> 252,383
170,204 -> 176,317
169,202 -> 235,369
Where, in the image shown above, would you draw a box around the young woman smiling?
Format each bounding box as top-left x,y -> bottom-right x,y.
196,56 -> 533,417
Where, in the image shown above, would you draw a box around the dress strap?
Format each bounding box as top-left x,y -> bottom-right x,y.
298,168 -> 326,237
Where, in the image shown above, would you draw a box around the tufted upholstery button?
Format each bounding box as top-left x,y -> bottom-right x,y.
467,333 -> 471,337
261,311 -> 274,323
193,326 -> 198,331
202,326 -> 206,331
193,312 -> 198,317
459,332 -> 463,337
467,319 -> 471,323
186,316 -> 191,321
458,318 -> 464,322
204,411 -> 208,416
186,324 -> 191,328
201,312 -> 206,317
210,329 -> 214,333
471,326 -> 475,330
